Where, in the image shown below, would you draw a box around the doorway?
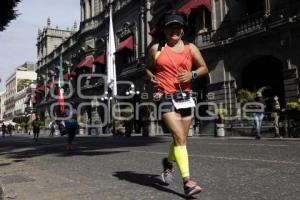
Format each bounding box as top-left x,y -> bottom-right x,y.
241,56 -> 285,111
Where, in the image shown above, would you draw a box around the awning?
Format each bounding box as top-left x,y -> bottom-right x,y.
70,71 -> 76,77
116,36 -> 134,53
76,56 -> 93,69
178,0 -> 212,15
64,71 -> 77,80
94,54 -> 105,65
35,89 -> 42,94
149,27 -> 157,36
47,82 -> 53,88
64,72 -> 70,81
36,85 -> 45,92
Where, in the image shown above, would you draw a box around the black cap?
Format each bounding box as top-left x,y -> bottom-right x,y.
164,14 -> 185,26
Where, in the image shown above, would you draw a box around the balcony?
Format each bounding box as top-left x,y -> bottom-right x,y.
235,11 -> 266,35
195,2 -> 299,48
119,60 -> 145,78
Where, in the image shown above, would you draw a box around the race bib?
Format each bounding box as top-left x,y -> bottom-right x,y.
171,92 -> 196,109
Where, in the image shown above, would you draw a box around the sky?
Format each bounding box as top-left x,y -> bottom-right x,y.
0,0 -> 80,92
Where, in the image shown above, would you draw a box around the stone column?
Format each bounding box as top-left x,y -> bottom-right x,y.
91,0 -> 95,17
265,0 -> 271,16
139,3 -> 145,58
144,0 -> 152,50
85,0 -> 89,20
134,23 -> 139,60
211,0 -> 217,30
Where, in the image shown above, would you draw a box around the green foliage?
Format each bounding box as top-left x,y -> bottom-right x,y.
0,0 -> 21,31
139,105 -> 153,120
45,116 -> 52,128
286,102 -> 300,110
79,115 -> 86,123
27,120 -> 32,126
78,114 -> 87,128
17,79 -> 32,91
114,120 -> 123,129
20,122 -> 26,128
215,108 -> 228,116
114,106 -> 133,120
237,89 -> 255,105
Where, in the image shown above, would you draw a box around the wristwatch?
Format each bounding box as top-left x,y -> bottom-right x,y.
192,70 -> 198,80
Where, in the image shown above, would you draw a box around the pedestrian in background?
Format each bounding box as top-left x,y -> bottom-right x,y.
271,95 -> 282,138
64,114 -> 79,150
24,123 -> 29,135
252,92 -> 265,140
7,123 -> 13,136
48,121 -> 56,137
146,11 -> 208,197
1,123 -> 6,138
32,116 -> 42,141
62,102 -> 79,150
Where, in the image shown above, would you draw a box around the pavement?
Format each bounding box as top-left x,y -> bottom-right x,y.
0,133 -> 299,200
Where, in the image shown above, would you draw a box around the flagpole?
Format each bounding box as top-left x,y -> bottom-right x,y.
107,1 -> 117,134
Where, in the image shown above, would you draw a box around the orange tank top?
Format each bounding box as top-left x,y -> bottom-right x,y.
155,44 -> 193,94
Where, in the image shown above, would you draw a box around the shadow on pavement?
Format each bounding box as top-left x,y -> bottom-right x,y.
0,163 -> 10,167
113,171 -> 194,199
0,136 -> 167,163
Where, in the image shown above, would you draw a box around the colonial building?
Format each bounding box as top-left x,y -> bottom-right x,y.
4,62 -> 37,120
0,90 -> 5,122
13,83 -> 37,123
35,0 -> 300,135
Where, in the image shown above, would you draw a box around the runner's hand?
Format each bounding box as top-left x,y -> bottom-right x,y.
178,71 -> 192,83
150,75 -> 160,86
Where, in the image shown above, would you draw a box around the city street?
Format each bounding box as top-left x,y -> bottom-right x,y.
1,1 -> 300,200
0,134 -> 299,200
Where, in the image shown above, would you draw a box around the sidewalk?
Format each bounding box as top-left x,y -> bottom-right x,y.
7,129 -> 300,141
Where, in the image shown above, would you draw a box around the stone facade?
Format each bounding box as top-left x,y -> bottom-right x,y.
4,62 -> 37,120
36,18 -> 76,67
0,91 -> 5,121
35,0 -> 300,134
196,0 -> 300,115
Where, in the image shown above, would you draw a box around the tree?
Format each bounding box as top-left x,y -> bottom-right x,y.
0,0 -> 21,32
17,79 -> 31,92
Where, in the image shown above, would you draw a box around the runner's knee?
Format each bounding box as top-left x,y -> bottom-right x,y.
173,134 -> 187,146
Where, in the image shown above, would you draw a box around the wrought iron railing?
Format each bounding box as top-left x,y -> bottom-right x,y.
235,12 -> 265,35
195,1 -> 300,48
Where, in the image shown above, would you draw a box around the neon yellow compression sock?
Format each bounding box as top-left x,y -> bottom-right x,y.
167,142 -> 175,163
174,145 -> 190,178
